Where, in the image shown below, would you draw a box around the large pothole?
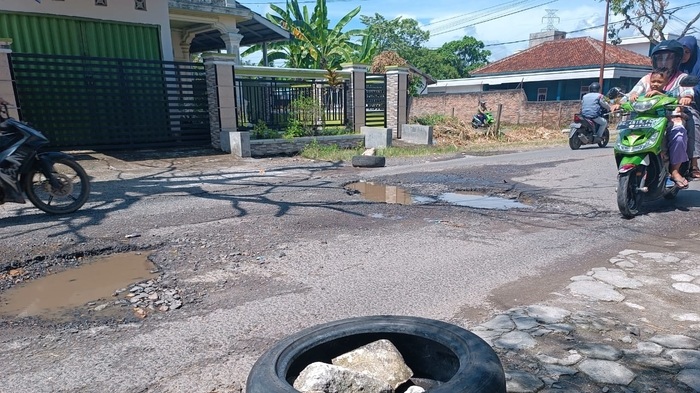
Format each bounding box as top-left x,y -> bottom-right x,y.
345,181 -> 531,210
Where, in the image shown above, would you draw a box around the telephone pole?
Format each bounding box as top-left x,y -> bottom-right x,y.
599,0 -> 610,89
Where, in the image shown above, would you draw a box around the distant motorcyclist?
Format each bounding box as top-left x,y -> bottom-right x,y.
580,82 -> 611,142
476,100 -> 489,125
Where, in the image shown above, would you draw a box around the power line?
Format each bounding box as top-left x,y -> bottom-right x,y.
423,0 -> 546,28
430,0 -> 558,36
428,0 -> 551,35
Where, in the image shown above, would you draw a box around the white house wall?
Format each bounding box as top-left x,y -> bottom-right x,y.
0,0 -> 174,60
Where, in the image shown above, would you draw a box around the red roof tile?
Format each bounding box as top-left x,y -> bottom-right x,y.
471,36 -> 652,75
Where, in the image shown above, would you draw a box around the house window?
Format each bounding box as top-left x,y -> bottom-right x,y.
95,0 -> 107,6
135,0 -> 147,10
580,85 -> 589,99
537,88 -> 547,101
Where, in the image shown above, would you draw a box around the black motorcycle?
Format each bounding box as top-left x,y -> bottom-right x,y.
0,104 -> 90,214
568,111 -> 610,150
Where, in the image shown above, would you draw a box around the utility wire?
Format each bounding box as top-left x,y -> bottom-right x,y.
428,0 -> 549,35
430,0 -> 558,36
423,0 -> 548,28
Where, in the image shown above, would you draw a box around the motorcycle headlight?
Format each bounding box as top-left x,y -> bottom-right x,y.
615,130 -> 660,152
631,98 -> 660,112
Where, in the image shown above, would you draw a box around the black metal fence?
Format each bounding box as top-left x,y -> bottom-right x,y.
234,75 -> 348,131
10,53 -> 210,150
365,73 -> 386,127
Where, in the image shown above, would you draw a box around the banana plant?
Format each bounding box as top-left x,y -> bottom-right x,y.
242,0 -> 363,70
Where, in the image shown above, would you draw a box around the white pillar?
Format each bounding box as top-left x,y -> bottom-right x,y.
220,31 -> 243,65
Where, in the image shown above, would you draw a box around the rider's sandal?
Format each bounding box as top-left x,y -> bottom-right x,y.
673,178 -> 690,189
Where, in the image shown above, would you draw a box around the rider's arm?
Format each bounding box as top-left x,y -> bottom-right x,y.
598,95 -> 611,111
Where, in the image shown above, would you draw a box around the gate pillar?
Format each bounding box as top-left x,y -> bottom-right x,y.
0,39 -> 19,119
341,63 -> 367,132
385,66 -> 409,139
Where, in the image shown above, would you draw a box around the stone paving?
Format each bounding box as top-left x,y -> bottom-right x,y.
469,248 -> 700,392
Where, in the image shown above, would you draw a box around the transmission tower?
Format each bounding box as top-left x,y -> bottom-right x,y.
542,9 -> 560,31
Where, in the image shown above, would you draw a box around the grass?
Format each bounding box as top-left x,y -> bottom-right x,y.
301,141 -> 463,162
297,111 -> 572,162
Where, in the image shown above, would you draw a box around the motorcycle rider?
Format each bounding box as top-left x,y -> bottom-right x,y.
612,40 -> 694,189
679,36 -> 700,179
580,82 -> 611,142
476,100 -> 489,126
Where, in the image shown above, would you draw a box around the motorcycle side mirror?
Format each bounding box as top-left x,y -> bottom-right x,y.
679,75 -> 699,87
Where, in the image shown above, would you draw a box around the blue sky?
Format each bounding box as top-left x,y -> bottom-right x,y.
238,0 -> 700,62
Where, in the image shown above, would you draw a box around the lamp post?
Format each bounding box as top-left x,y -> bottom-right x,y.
599,0 -> 610,89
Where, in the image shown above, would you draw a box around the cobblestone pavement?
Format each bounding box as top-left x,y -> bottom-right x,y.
470,245 -> 700,392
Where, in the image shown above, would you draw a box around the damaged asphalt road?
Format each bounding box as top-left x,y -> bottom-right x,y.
1,145 -> 700,392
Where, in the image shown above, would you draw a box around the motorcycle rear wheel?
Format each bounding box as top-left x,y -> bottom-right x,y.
23,157 -> 90,214
598,130 -> 610,148
568,131 -> 582,150
617,172 -> 641,218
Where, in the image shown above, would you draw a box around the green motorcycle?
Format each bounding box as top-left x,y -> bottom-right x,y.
614,93 -> 689,218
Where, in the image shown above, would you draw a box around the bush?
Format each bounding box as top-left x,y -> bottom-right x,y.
251,120 -> 279,140
412,114 -> 450,126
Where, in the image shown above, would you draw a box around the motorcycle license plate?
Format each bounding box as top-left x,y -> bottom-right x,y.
618,119 -> 657,130
569,123 -> 581,128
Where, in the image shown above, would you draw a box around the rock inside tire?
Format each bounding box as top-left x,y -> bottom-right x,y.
351,155 -> 386,168
245,315 -> 506,393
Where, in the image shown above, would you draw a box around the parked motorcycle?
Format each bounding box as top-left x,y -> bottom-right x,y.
614,76 -> 697,218
0,103 -> 90,214
568,112 -> 610,150
471,111 -> 494,129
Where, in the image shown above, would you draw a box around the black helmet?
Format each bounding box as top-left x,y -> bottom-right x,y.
651,40 -> 684,73
589,82 -> 601,92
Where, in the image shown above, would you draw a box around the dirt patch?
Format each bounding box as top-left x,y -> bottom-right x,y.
429,116 -> 567,148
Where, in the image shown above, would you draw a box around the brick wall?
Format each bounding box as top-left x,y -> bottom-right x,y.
410,90 -> 581,129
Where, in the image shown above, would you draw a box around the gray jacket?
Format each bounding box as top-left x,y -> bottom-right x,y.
581,92 -> 610,118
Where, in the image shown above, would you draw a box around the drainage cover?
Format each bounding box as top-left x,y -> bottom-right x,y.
0,252 -> 158,318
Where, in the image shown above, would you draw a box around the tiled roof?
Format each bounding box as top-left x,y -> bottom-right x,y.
472,37 -> 652,75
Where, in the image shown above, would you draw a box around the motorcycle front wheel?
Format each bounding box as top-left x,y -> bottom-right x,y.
617,171 -> 642,218
23,157 -> 90,214
568,131 -> 582,150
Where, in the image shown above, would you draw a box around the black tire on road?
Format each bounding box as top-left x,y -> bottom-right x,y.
246,315 -> 506,393
568,131 -> 582,150
617,172 -> 641,218
351,155 -> 386,168
23,157 -> 90,214
598,129 -> 610,148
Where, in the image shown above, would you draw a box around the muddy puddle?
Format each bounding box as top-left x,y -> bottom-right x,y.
346,182 -> 531,210
0,252 -> 158,318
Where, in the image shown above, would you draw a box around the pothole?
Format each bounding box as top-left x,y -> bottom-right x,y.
438,192 -> 532,210
0,251 -> 159,319
346,182 -> 531,210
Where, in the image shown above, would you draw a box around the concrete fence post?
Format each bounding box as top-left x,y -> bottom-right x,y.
0,39 -> 19,119
341,63 -> 367,132
385,66 -> 408,139
203,54 -> 250,157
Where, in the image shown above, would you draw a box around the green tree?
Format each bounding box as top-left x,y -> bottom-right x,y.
604,0 -> 700,45
359,13 -> 429,57
241,0 -> 362,69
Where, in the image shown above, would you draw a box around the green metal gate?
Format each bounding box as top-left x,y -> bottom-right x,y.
10,53 -> 210,150
0,13 -> 162,59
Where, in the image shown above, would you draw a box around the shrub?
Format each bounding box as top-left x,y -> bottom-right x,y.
412,114 -> 449,126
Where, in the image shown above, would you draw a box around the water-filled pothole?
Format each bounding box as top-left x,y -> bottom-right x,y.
438,192 -> 532,210
0,252 -> 158,318
346,182 -> 531,210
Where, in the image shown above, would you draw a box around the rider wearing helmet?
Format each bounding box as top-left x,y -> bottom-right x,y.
476,100 -> 488,125
614,39 -> 695,188
580,81 -> 611,141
